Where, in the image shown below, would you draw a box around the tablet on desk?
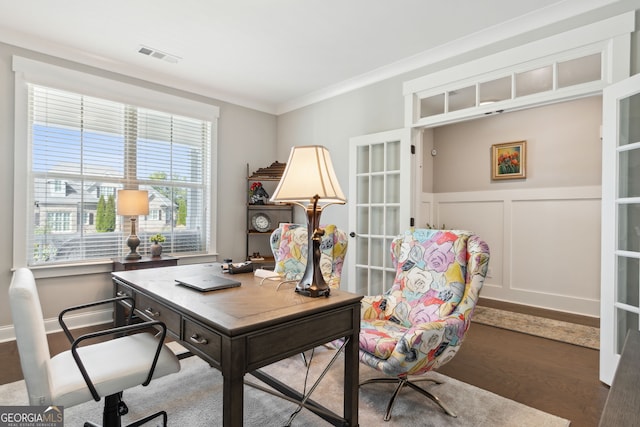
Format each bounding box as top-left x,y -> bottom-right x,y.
175,275 -> 241,292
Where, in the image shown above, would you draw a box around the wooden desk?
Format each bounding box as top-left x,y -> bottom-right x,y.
112,263 -> 362,427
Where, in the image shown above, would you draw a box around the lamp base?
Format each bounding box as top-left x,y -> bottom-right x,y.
124,219 -> 142,260
295,284 -> 331,298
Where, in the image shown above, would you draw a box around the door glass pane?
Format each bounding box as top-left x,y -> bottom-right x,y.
558,54 -> 602,88
620,92 -> 640,146
370,237 -> 386,267
371,144 -> 385,173
618,149 -> 640,198
355,266 -> 369,295
617,256 -> 640,306
371,207 -> 384,235
515,66 -> 553,97
356,238 -> 369,265
386,173 -> 399,204
370,269 -> 385,295
357,145 -> 370,173
386,140 -> 401,171
448,85 -> 476,112
420,93 -> 445,118
356,206 -> 369,234
618,204 -> 640,252
357,176 -> 369,204
386,206 -> 400,236
479,76 -> 512,104
616,308 -> 638,353
371,175 -> 384,204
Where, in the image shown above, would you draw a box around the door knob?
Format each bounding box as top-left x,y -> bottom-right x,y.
349,232 -> 356,238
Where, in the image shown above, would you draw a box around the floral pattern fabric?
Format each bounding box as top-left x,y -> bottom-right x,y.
270,223 -> 348,288
359,229 -> 490,377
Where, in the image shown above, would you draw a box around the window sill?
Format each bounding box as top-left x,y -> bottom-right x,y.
21,253 -> 219,279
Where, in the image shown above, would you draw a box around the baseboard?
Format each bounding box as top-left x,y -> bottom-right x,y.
0,309 -> 113,343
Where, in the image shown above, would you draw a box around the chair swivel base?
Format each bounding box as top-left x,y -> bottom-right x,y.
83,392 -> 168,427
360,375 -> 457,421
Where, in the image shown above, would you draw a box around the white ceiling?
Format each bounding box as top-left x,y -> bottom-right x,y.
0,0 -> 630,114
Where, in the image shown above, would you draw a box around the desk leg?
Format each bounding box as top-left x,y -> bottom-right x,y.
344,305 -> 360,426
222,338 -> 245,427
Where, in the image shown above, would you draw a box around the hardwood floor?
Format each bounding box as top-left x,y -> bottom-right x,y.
0,301 -> 609,426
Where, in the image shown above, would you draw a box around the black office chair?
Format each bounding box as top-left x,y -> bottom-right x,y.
9,268 -> 181,427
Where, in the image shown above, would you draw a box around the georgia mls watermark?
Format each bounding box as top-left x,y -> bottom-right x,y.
0,406 -> 63,427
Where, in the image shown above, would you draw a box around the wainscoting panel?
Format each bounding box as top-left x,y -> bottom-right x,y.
430,186 -> 601,317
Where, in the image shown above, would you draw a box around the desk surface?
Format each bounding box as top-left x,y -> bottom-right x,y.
112,262 -> 362,337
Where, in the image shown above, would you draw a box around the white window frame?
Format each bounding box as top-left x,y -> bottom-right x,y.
13,56 -> 220,278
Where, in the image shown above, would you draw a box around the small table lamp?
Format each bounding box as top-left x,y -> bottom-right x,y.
270,145 -> 346,297
117,190 -> 149,260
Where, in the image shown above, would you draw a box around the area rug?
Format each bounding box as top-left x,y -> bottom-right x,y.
472,306 -> 599,350
0,347 -> 570,426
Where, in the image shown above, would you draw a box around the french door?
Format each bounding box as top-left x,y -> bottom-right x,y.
347,128 -> 413,296
601,72 -> 640,385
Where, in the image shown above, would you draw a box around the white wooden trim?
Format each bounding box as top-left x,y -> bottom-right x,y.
600,72 -> 640,385
428,186 -> 601,316
403,12 -> 634,128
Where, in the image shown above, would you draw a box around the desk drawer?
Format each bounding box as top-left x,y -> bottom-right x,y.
183,317 -> 222,365
247,306 -> 356,368
135,293 -> 181,337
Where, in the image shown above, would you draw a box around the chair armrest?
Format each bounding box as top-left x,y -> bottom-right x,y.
58,296 -> 136,343
70,320 -> 168,402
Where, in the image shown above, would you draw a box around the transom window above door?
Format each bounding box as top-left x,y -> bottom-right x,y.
404,12 -> 634,128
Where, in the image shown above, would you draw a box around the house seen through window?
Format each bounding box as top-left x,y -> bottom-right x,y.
29,85 -> 212,265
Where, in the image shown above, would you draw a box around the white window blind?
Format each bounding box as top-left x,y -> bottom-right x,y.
29,84 -> 212,265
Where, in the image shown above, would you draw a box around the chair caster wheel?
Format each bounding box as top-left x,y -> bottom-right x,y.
118,400 -> 129,416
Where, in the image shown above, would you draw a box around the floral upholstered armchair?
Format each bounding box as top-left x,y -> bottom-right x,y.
359,229 -> 490,421
270,223 -> 348,288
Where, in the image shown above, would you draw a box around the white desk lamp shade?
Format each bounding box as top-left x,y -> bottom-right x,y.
270,146 -> 346,205
117,190 -> 150,216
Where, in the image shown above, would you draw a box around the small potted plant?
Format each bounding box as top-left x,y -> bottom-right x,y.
149,233 -> 166,257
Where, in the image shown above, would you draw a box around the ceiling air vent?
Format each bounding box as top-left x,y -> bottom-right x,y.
137,45 -> 180,64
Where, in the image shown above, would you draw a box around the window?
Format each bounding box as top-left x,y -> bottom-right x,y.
46,212 -> 71,232
14,57 -> 219,269
83,212 -> 94,226
149,209 -> 162,221
49,180 -> 66,195
27,84 -> 213,265
97,186 -> 116,198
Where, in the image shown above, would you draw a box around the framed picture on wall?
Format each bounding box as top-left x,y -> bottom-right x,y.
491,140 -> 526,180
